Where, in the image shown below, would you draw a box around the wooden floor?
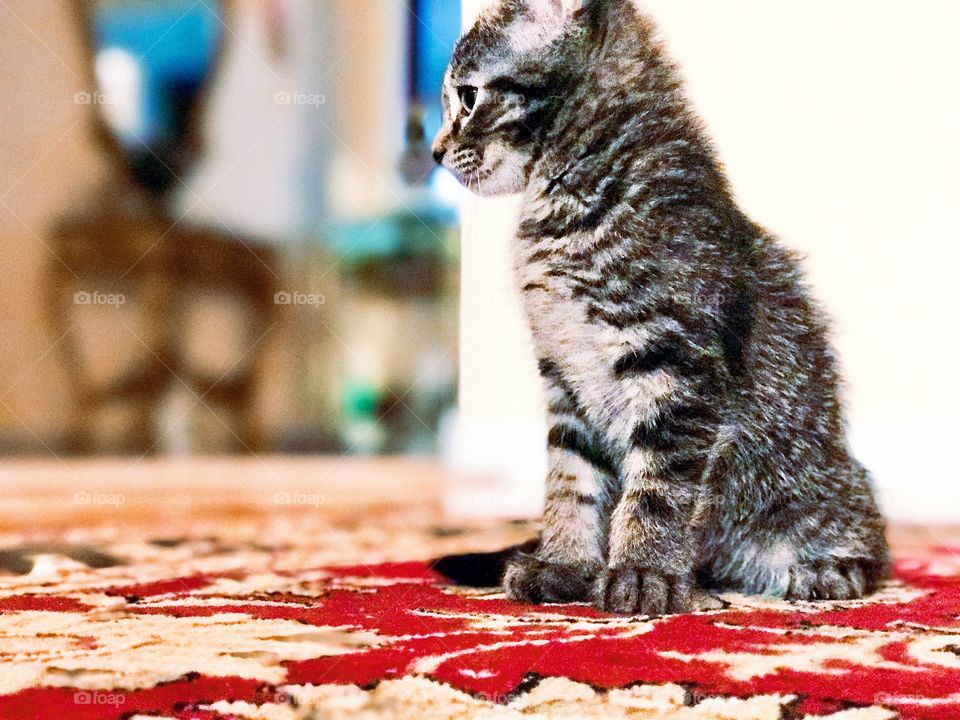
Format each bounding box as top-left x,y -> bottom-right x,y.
0,457 -> 457,534
0,457 -> 955,548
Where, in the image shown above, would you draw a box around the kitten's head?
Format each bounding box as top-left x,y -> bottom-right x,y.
433,0 -> 601,196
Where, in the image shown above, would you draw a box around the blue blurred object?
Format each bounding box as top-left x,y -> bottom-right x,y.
412,0 -> 460,140
91,0 -> 222,193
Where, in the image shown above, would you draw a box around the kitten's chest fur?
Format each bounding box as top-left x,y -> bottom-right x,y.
513,228 -> 671,451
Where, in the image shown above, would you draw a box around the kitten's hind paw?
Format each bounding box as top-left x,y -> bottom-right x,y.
503,553 -> 597,604
595,566 -> 694,616
785,559 -> 881,601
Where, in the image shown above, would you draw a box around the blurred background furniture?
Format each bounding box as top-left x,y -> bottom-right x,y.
47,183 -> 278,454
44,0 -> 278,454
5,0 -> 463,457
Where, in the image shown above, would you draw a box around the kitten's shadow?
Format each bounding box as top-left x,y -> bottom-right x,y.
431,539 -> 538,588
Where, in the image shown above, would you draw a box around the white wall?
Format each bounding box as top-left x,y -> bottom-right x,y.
448,0 -> 545,518
455,0 -> 960,523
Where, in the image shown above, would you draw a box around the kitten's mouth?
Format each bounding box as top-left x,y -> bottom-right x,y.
462,160 -> 501,191
464,168 -> 492,188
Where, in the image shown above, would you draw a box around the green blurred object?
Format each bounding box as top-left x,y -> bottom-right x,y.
332,206 -> 458,266
330,203 -> 459,456
342,382 -> 386,454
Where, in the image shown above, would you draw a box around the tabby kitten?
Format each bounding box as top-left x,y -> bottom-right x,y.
433,0 -> 889,615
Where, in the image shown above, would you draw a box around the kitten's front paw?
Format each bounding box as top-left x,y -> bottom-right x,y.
595,566 -> 693,616
786,559 -> 881,601
503,553 -> 597,604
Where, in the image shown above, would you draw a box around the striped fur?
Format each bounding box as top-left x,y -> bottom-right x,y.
434,0 -> 889,614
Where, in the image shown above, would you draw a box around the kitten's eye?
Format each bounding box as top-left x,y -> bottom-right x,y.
458,86 -> 478,115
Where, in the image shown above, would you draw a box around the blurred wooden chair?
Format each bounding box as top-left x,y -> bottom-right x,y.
45,0 -> 278,454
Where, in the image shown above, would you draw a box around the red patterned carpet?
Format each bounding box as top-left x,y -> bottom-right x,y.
1,514 -> 960,720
